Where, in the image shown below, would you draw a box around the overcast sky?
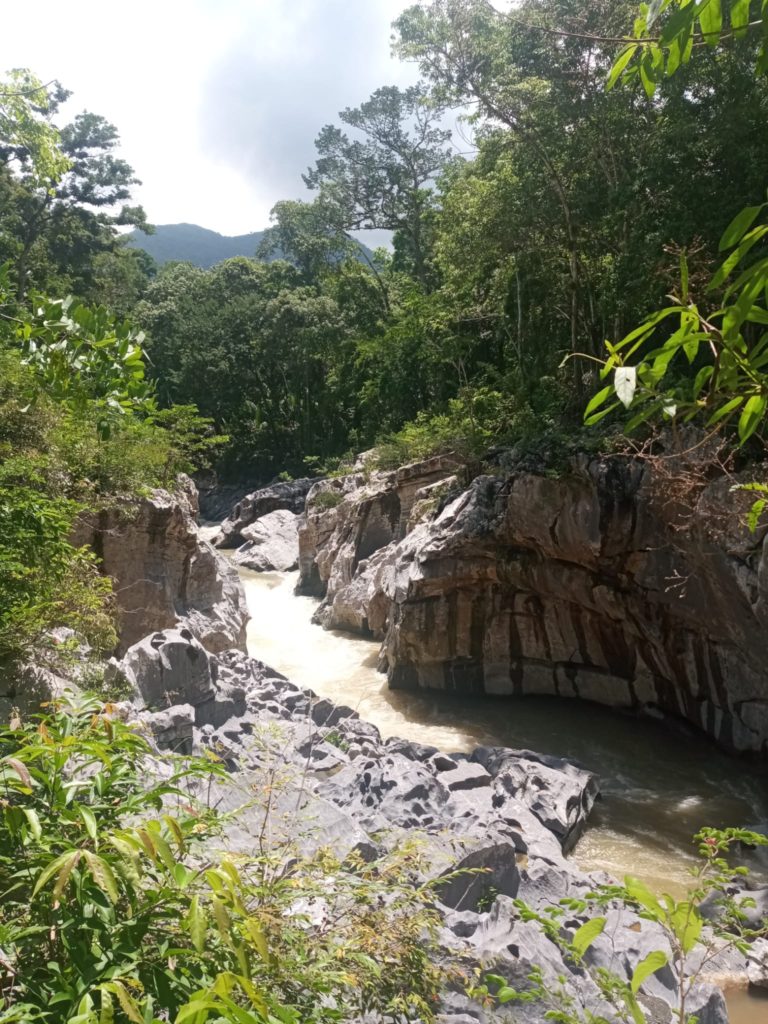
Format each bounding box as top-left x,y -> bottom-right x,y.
1,0 -> 423,235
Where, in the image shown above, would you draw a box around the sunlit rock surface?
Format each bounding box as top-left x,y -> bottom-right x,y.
73,477 -> 247,655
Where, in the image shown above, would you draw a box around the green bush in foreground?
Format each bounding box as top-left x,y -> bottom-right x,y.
0,697 -> 443,1024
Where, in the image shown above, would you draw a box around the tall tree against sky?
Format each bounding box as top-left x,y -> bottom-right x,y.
0,75 -> 150,299
304,84 -> 453,288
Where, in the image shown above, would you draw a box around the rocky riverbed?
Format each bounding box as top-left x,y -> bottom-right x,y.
106,623 -> 766,1024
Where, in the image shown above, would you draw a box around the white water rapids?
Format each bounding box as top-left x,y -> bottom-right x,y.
233,564 -> 768,1021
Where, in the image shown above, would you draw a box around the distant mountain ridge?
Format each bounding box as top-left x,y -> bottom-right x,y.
126,223 -> 269,269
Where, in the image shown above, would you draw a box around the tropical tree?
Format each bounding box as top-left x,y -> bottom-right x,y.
304,84 -> 453,287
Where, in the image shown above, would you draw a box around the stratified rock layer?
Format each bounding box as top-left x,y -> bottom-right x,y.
73,479 -> 247,655
297,455 -> 464,618
301,453 -> 768,755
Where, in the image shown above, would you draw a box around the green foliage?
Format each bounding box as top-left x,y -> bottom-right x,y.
577,0 -> 768,453
6,283 -> 154,436
581,211 -> 768,446
0,485 -> 115,662
309,489 -> 344,511
473,827 -> 768,1023
0,69 -> 70,184
0,697 -> 444,1024
0,257 -> 225,665
0,76 -> 150,303
375,386 -> 536,467
610,0 -> 768,95
304,85 -> 452,287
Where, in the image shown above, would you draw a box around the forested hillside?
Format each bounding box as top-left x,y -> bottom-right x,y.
4,0 -> 768,481
125,223 -> 268,268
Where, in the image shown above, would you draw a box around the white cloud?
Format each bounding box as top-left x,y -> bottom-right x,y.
0,0 -> 417,234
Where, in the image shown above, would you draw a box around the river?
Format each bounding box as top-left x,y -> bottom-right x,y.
234,565 -> 768,1020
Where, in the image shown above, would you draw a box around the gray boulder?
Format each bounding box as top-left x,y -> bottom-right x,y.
214,478 -> 316,548
318,753 -> 450,831
122,628 -> 216,709
231,509 -> 300,572
473,746 -> 599,852
145,703 -> 195,753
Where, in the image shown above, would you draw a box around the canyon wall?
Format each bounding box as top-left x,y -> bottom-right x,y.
299,453 -> 768,755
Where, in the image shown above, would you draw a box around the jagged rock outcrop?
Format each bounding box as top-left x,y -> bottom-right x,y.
302,452 -> 768,755
297,455 -> 464,619
73,480 -> 247,655
112,629 -> 761,1021
213,478 -> 317,548
231,509 -> 299,572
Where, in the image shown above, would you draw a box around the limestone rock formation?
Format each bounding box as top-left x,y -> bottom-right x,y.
231,509 -> 299,572
73,482 -> 247,655
213,478 -> 316,548
301,451 -> 768,754
296,454 -> 464,620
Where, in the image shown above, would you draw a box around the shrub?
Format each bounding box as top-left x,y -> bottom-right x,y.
0,696 -> 444,1024
309,488 -> 344,511
374,385 -> 536,469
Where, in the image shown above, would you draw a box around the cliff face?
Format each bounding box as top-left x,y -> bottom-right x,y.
74,479 -> 248,655
299,454 -> 768,755
297,454 -> 463,618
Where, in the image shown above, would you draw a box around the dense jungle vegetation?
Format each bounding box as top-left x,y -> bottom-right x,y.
5,1 -> 768,483
2,0 -> 768,668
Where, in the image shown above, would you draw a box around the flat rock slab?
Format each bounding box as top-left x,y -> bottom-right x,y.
440,761 -> 491,791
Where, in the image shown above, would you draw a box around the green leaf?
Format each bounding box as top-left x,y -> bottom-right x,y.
100,982 -> 143,1024
624,876 -> 664,918
571,916 -> 606,957
607,44 -> 639,89
680,250 -> 689,301
52,850 -> 82,903
23,807 -> 42,841
80,804 -> 98,841
145,824 -> 177,874
731,0 -> 751,36
747,498 -> 768,533
33,850 -> 81,898
670,901 -> 703,953
584,385 -> 613,421
707,395 -> 744,426
699,0 -> 723,45
710,226 -> 768,289
83,850 -> 120,903
738,394 -> 766,443
497,986 -> 518,1003
186,895 -> 207,953
626,399 -> 665,432
631,950 -> 669,993
719,204 -> 765,252
585,401 -> 621,426
99,988 -> 115,1024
